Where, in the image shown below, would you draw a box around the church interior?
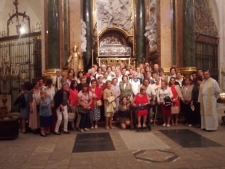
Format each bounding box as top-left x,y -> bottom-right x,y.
1,0 -> 225,169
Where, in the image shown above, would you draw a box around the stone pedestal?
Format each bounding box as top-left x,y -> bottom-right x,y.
0,117 -> 19,140
160,0 -> 172,72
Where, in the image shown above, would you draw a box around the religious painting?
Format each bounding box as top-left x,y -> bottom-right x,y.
95,0 -> 133,34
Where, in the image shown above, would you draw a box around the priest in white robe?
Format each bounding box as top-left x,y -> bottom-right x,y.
198,70 -> 221,131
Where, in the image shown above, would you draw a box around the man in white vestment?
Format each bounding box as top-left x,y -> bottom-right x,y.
198,71 -> 221,131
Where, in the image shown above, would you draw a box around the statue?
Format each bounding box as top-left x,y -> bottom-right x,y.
96,0 -> 133,33
144,0 -> 157,54
67,45 -> 83,73
81,19 -> 87,52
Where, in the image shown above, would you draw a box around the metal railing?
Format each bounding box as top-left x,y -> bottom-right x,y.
0,32 -> 42,111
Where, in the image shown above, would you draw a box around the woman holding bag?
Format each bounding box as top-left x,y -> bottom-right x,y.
169,77 -> 183,126
78,83 -> 92,132
89,79 -> 102,129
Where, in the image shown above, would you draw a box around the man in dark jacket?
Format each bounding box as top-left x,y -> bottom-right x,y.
54,82 -> 70,134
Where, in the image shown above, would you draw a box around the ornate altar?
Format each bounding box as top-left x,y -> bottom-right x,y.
93,0 -> 136,67
97,36 -> 135,66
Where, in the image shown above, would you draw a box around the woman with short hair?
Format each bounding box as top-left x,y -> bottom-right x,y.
78,83 -> 92,132
103,81 -> 116,129
169,77 -> 183,126
39,89 -> 53,137
132,86 -> 150,128
54,82 -> 70,134
89,79 -> 102,129
157,81 -> 173,127
119,75 -> 132,98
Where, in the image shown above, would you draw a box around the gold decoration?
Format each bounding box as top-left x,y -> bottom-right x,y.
194,1 -> 218,36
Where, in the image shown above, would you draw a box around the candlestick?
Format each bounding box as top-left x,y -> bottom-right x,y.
21,73 -> 26,80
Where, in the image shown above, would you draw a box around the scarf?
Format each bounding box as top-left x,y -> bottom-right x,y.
199,78 -> 213,116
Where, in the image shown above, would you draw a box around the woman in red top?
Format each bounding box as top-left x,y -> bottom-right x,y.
169,77 -> 183,126
132,86 -> 150,128
69,80 -> 79,128
89,79 -> 102,129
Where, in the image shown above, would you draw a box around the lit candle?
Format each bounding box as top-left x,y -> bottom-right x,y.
21,73 -> 26,80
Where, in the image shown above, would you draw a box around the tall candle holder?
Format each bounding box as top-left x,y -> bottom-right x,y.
0,56 -> 19,119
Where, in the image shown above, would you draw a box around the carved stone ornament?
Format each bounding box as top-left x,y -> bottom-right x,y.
96,0 -> 133,33
194,1 -> 218,36
99,36 -> 131,57
81,19 -> 87,52
144,0 -> 157,54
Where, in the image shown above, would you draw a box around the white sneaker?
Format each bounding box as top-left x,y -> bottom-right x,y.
91,126 -> 94,129
188,124 -> 192,127
84,128 -> 89,131
162,123 -> 166,127
167,124 -> 170,127
95,125 -> 98,129
143,124 -> 146,128
80,129 -> 84,132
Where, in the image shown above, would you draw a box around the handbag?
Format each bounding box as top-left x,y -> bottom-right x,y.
171,106 -> 179,114
164,96 -> 172,106
96,100 -> 103,107
78,106 -> 89,115
68,112 -> 75,121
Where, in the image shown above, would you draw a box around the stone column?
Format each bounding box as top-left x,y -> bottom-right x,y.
136,0 -> 146,63
47,0 -> 60,69
83,0 -> 92,71
175,0 -> 184,67
160,0 -> 172,72
183,0 -> 195,67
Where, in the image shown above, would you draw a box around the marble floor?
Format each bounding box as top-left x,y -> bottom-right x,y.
0,124 -> 225,169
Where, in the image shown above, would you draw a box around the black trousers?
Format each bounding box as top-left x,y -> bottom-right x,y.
193,102 -> 201,125
182,102 -> 194,124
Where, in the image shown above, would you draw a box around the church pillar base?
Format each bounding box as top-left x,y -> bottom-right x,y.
177,67 -> 197,74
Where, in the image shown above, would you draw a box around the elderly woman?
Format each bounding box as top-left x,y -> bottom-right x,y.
39,89 -> 53,137
111,78 -> 121,112
157,81 -> 173,127
103,81 -> 116,129
54,82 -> 70,134
96,67 -> 103,80
78,83 -> 92,132
119,75 -> 133,99
132,86 -> 150,128
89,79 -> 102,129
118,97 -> 132,129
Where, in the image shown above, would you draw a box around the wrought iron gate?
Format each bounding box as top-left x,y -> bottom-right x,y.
0,32 -> 42,111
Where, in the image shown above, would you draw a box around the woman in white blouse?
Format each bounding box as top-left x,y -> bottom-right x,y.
157,81 -> 173,127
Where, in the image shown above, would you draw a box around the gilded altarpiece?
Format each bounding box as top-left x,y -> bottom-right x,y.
92,0 -> 136,66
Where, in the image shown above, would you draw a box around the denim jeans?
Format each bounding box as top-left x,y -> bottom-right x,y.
79,110 -> 91,129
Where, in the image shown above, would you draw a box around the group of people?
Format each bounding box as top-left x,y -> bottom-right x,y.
18,62 -> 221,137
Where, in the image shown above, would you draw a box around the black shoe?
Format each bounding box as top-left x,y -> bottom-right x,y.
63,131 -> 70,134
54,131 -> 61,135
40,133 -> 47,137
